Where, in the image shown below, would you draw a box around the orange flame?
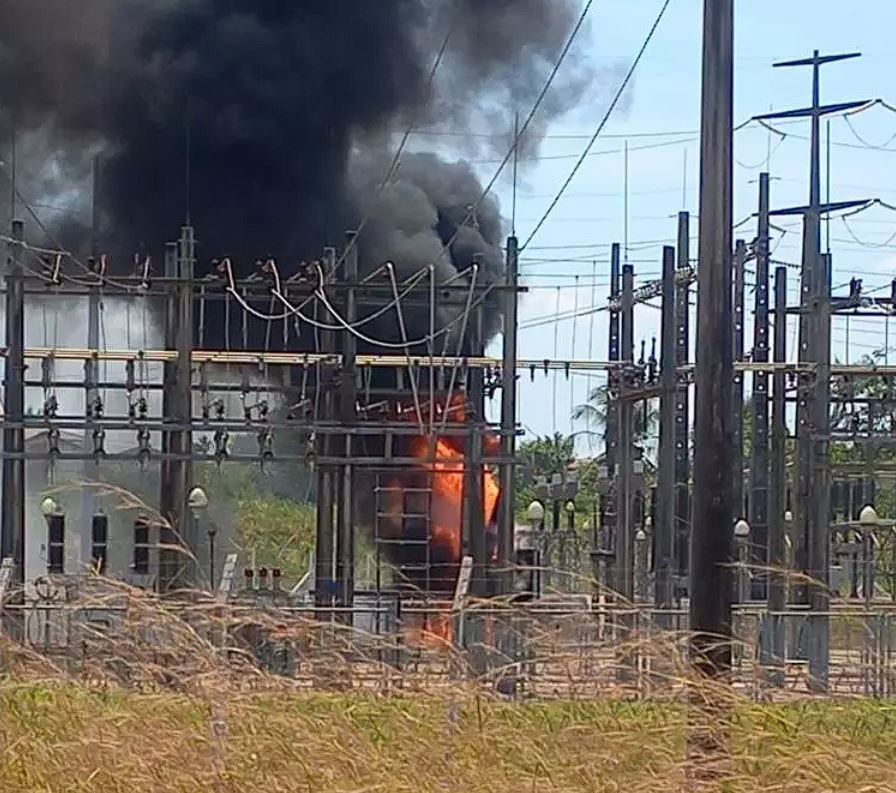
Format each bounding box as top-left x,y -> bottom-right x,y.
379,397 -> 500,652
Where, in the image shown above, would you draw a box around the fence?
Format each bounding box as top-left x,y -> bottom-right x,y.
4,587 -> 895,699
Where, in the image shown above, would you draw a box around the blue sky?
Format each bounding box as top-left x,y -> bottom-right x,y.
447,0 -> 896,448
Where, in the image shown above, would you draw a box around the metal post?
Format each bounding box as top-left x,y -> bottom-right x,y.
732,239 -> 746,522
82,156 -> 101,570
176,226 -> 195,582
751,174 -> 771,600
466,300 -> 487,597
2,219 -> 25,594
604,244 -> 622,595
808,253 -> 832,691
499,236 -> 520,595
336,231 -> 358,616
157,241 -> 185,590
655,246 -> 676,610
767,266 -> 788,683
208,527 -> 216,591
314,247 -> 337,616
674,212 -> 691,598
690,0 -> 734,677
617,264 -> 635,606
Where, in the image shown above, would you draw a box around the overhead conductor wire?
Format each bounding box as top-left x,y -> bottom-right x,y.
521,0 -> 674,251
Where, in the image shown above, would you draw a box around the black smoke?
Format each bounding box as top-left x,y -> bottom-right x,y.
0,0 -> 595,311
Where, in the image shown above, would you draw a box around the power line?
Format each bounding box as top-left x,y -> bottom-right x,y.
521,0 -> 674,251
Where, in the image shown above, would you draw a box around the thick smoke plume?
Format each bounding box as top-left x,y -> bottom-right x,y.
0,0 -> 595,335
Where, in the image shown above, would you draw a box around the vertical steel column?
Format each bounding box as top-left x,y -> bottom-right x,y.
674,212 -> 691,595
498,236 -> 520,595
617,264 -> 635,604
175,225 -> 195,583
466,295 -> 487,597
732,239 -> 746,522
751,174 -> 771,600
1,219 -> 25,588
655,246 -> 677,610
793,237 -> 814,613
314,248 -> 337,615
767,266 -> 788,681
690,0 -> 734,676
81,156 -> 101,569
158,241 -> 180,591
808,253 -> 832,690
604,244 -> 622,594
336,232 -> 358,614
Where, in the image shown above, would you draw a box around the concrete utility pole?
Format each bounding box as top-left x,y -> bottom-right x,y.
655,246 -> 676,610
690,0 -> 734,676
750,174 -> 771,601
604,243 -> 622,595
336,231 -> 359,616
82,156 -> 102,569
674,212 -> 691,598
498,235 -> 520,596
757,51 -> 868,688
731,239 -> 746,523
617,264 -> 635,606
767,266 -> 788,684
314,247 -> 337,616
2,219 -> 25,593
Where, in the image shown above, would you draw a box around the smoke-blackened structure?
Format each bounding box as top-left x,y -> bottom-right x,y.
0,0 -> 594,311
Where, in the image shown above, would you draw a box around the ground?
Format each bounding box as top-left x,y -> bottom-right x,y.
1,683 -> 895,792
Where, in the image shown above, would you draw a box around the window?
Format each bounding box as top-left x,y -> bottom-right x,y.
133,518 -> 150,575
47,515 -> 65,574
91,513 -> 109,574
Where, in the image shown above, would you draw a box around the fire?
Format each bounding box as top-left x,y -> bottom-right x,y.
405,400 -> 500,572
379,397 -> 500,598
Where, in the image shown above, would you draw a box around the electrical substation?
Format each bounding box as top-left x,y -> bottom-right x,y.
3,38 -> 896,696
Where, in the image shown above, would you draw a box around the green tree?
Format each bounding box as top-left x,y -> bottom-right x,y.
572,384 -> 659,445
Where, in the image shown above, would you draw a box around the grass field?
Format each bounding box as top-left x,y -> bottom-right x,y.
1,681 -> 895,792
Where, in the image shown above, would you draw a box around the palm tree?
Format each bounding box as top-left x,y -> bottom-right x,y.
572,384 -> 659,443
518,432 -> 575,477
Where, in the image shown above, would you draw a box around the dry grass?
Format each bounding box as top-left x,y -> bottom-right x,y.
0,679 -> 895,792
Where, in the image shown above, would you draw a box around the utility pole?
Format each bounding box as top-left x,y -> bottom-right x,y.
498,235 -> 520,596
336,231 -> 359,616
808,252 -> 833,690
767,266 -> 788,684
732,240 -> 746,523
617,264 -> 635,606
314,247 -> 337,616
690,0 -> 734,677
2,219 -> 25,599
159,241 -> 179,591
602,244 -> 622,596
655,246 -> 676,611
82,156 -> 102,569
757,51 -> 868,684
750,174 -> 771,601
674,212 -> 691,599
